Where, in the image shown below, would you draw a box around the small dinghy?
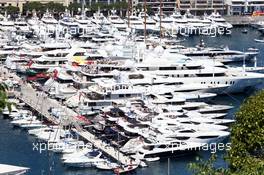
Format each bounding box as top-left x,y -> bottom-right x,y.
0,164 -> 29,175
95,161 -> 119,170
145,157 -> 160,162
254,39 -> 264,43
113,164 -> 138,174
242,29 -> 248,33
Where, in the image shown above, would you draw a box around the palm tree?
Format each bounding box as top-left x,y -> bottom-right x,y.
0,83 -> 11,112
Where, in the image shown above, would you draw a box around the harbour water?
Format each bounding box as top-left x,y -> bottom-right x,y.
0,27 -> 263,175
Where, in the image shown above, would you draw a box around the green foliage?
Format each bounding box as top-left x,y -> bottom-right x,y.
227,90 -> 264,172
188,154 -> 230,175
90,2 -> 128,11
45,2 -> 65,13
188,90 -> 264,174
68,2 -> 82,14
0,83 -> 10,112
3,6 -> 19,14
23,2 -> 45,13
23,2 -> 65,14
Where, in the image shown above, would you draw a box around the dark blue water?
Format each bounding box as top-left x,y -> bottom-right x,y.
0,27 -> 263,175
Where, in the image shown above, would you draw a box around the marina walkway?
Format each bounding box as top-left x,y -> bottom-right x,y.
74,129 -> 138,166
1,65 -> 139,168
1,66 -> 77,125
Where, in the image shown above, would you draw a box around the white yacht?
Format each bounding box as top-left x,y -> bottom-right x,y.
28,49 -> 69,72
74,51 -> 263,94
0,15 -> 15,32
127,15 -> 143,30
76,82 -> 143,115
41,10 -> 58,25
138,11 -> 158,31
206,12 -> 232,31
165,44 -> 257,63
108,11 -> 127,31
170,10 -> 189,34
14,16 -> 30,33
40,9 -> 58,33
43,69 -> 77,100
63,150 -> 106,168
135,140 -> 204,158
184,11 -> 208,32
61,147 -> 93,160
0,164 -> 29,175
91,12 -> 111,26
10,116 -> 42,127
59,10 -> 79,36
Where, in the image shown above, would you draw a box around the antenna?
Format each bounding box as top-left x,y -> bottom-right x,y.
243,52 -> 246,74
128,0 -> 131,28
254,56 -> 257,68
159,0 -> 163,43
144,0 -> 147,43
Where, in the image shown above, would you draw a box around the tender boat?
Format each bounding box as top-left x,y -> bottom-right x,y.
0,164 -> 29,175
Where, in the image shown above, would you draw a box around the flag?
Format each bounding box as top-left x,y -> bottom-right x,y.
72,62 -> 79,67
27,60 -> 33,68
53,69 -> 58,79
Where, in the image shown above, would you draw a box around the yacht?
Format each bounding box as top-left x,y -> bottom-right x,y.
91,31 -> 116,43
44,69 -> 77,100
27,11 -> 39,26
91,12 -> 111,26
90,53 -> 264,94
2,104 -> 18,118
10,116 -> 42,127
14,16 -> 30,33
153,11 -> 172,29
75,82 -> 143,115
74,14 -> 94,35
170,10 -> 189,34
206,12 -> 233,31
40,41 -> 71,51
0,164 -> 29,175
35,128 -> 68,142
184,10 -> 208,34
63,150 -> 106,167
49,140 -> 85,153
41,10 -> 58,25
61,147 -> 93,160
40,9 -> 58,33
165,44 -> 258,63
0,15 -> 15,32
95,160 -> 119,170
158,128 -> 230,144
28,125 -> 59,136
138,11 -> 158,31
27,49 -> 69,73
135,140 -> 204,158
58,10 -> 79,37
108,11 -> 127,31
127,15 -> 143,30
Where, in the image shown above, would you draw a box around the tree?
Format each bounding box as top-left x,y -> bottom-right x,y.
23,2 -> 45,14
89,2 -> 128,13
189,90 -> 264,174
227,90 -> 264,173
4,6 -> 19,15
45,2 -> 65,13
188,154 -> 229,175
68,2 -> 82,15
0,83 -> 11,112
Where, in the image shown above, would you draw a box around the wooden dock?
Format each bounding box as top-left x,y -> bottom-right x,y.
73,129 -> 139,166
1,65 -> 140,169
